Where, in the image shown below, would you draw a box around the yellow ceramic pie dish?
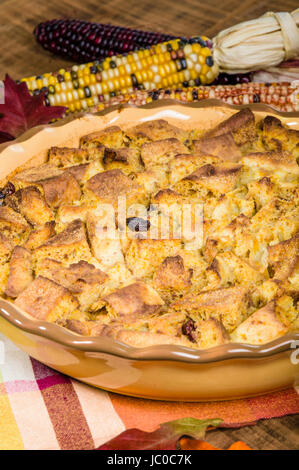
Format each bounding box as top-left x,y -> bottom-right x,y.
0,100 -> 298,401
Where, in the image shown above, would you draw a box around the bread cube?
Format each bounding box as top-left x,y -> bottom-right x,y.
205,108 -> 256,146
126,238 -> 181,278
103,281 -> 164,320
231,301 -> 288,344
34,219 -> 91,264
5,246 -> 33,298
6,186 -> 53,225
15,276 -> 79,322
126,119 -> 188,146
141,138 -> 189,170
80,125 -> 124,148
171,286 -> 250,332
193,133 -> 242,162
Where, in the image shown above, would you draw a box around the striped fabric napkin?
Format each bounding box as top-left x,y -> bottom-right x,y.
0,332 -> 298,450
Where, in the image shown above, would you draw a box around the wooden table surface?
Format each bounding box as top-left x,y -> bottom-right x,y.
0,0 -> 299,450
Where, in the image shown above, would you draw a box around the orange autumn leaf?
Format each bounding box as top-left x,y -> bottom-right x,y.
180,438 -> 253,451
227,441 -> 253,450
180,438 -> 220,450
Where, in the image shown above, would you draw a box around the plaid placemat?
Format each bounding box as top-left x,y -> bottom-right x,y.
0,333 -> 298,450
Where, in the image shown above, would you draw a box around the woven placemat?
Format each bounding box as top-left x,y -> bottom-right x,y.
0,0 -> 298,78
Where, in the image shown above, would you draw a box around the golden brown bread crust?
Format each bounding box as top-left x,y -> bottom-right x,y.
37,259 -> 108,292
231,301 -> 288,344
193,133 -> 242,161
0,206 -> 29,242
268,234 -> 299,281
12,164 -> 62,187
6,186 -> 53,225
80,125 -> 123,148
57,203 -> 91,225
174,162 -> 242,196
5,246 -> 33,298
126,119 -> 188,143
85,169 -> 146,208
171,286 -> 250,331
204,214 -> 251,262
197,318 -> 230,348
0,233 -> 15,264
205,108 -> 256,145
38,171 -> 81,208
24,221 -> 56,251
38,219 -> 87,248
48,147 -> 90,166
206,251 -> 264,289
151,187 -> 186,206
103,281 -> 164,320
141,138 -> 189,169
241,151 -> 299,175
169,152 -> 221,184
134,168 -> 169,195
65,163 -> 91,183
37,258 -> 108,309
102,147 -> 143,174
15,276 -> 79,321
125,238 -> 182,278
153,255 -> 192,290
34,219 -> 91,264
261,115 -> 299,155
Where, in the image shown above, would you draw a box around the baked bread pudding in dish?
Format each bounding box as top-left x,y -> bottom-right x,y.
0,108 -> 298,350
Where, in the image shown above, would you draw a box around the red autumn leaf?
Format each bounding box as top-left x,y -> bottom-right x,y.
97,417 -> 222,450
0,74 -> 67,143
0,130 -> 15,144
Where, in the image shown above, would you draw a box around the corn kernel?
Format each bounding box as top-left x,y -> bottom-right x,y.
201,47 -> 211,57
135,71 -> 143,83
102,82 -> 108,94
87,98 -> 94,107
75,100 -> 81,111
119,77 -> 126,88
48,76 -> 56,85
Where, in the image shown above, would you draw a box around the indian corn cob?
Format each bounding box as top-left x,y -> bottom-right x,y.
21,37 -> 219,112
34,19 -> 178,63
91,82 -> 299,113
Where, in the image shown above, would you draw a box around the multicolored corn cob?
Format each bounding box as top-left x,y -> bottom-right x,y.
93,83 -> 299,113
21,37 -> 218,112
34,19 -> 178,63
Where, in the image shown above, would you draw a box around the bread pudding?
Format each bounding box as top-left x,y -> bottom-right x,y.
0,108 -> 298,350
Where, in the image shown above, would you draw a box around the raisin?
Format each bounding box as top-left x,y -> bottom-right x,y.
5,182 -> 15,196
182,318 -> 197,343
126,217 -> 150,232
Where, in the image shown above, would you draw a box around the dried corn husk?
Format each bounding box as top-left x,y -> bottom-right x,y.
213,9 -> 299,73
